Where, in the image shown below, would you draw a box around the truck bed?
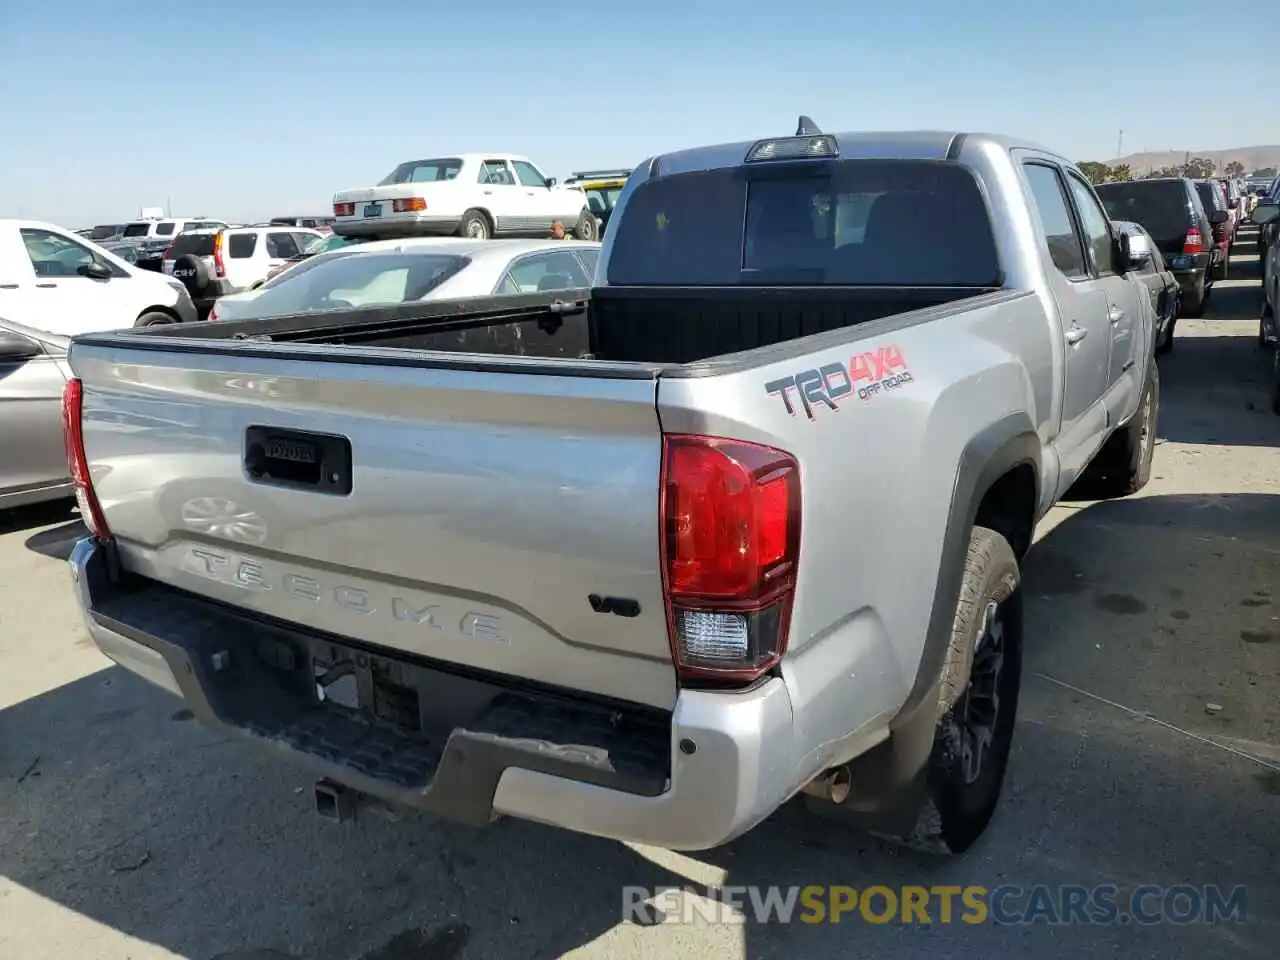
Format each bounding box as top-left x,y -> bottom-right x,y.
117,286 -> 998,366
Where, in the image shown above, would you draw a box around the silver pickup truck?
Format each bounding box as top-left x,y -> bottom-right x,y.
64,125 -> 1159,856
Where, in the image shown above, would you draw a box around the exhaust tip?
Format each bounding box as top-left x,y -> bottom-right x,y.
828,766 -> 852,805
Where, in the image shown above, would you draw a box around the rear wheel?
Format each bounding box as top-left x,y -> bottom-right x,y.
456,209 -> 492,240
881,526 -> 1023,855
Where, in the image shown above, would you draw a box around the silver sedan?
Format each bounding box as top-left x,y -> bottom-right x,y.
0,318 -> 73,509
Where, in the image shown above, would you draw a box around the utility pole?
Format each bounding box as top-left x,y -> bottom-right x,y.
1116,129 -> 1124,159
166,195 -> 172,217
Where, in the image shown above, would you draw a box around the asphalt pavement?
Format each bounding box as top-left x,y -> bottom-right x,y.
2,231 -> 1278,960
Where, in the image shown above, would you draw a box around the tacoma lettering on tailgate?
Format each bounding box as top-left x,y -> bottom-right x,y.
183,547 -> 509,643
764,345 -> 913,419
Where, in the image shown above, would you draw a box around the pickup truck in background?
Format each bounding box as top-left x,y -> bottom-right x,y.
64,123 -> 1159,856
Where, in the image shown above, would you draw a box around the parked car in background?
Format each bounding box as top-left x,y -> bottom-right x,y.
1219,179 -> 1243,234
1257,178 -> 1280,257
562,169 -> 631,236
332,154 -> 599,241
269,216 -> 335,233
1251,199 -> 1280,415
1113,220 -> 1180,354
0,317 -> 73,510
118,217 -> 229,271
162,225 -> 326,319
102,243 -> 139,264
1192,180 -> 1232,280
1095,178 -> 1222,317
255,234 -> 367,288
1255,199 -> 1280,358
0,219 -> 196,335
209,238 -> 600,323
79,224 -> 125,242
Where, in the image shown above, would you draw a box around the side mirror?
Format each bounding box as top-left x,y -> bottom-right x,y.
1208,209 -> 1229,226
0,329 -> 42,362
79,260 -> 112,280
545,177 -> 557,188
1253,202 -> 1280,226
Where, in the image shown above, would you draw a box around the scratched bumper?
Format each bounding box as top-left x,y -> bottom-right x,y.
68,537 -> 799,850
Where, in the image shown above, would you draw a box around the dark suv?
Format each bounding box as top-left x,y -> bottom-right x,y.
1193,180 -> 1232,280
1095,177 -> 1225,318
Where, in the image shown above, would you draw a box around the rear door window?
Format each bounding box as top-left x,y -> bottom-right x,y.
236,252 -> 466,316
497,250 -> 592,294
266,232 -> 301,258
228,233 -> 258,258
154,222 -> 176,236
121,222 -> 153,238
606,159 -> 1001,286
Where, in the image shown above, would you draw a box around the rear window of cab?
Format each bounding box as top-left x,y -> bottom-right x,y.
607,159 -> 1000,287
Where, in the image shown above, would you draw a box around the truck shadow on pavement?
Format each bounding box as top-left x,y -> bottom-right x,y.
2,493 -> 1279,959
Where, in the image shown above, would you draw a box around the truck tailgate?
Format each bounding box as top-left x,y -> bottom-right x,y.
71,344 -> 678,710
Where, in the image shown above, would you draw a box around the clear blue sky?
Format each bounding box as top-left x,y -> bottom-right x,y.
1,0 -> 1274,226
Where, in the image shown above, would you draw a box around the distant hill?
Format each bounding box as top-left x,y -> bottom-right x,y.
1103,145 -> 1280,177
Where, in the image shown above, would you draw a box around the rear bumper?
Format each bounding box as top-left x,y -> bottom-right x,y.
68,537 -> 800,850
332,214 -> 461,239
1170,268 -> 1205,301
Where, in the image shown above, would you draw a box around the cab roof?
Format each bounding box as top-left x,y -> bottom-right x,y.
646,128 -> 1070,179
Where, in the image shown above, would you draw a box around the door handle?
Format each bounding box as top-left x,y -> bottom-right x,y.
1065,325 -> 1088,345
1108,307 -> 1125,325
35,282 -> 57,289
482,190 -> 493,196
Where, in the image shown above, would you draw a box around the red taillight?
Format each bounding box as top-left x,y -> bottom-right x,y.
392,197 -> 426,213
334,202 -> 355,217
660,435 -> 800,682
1183,228 -> 1204,254
61,378 -> 112,540
208,306 -> 218,321
162,242 -> 175,261
213,232 -> 226,278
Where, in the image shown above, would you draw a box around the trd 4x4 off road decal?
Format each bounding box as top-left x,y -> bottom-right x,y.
764,345 -> 913,419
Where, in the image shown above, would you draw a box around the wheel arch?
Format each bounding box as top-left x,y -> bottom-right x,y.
821,416 -> 1041,830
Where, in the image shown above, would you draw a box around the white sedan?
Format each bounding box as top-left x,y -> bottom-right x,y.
208,238 -> 599,323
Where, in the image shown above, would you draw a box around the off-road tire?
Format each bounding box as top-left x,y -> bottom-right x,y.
1261,303 -> 1275,350
1071,361 -> 1160,499
572,209 -> 599,241
456,209 -> 492,240
879,526 -> 1023,855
